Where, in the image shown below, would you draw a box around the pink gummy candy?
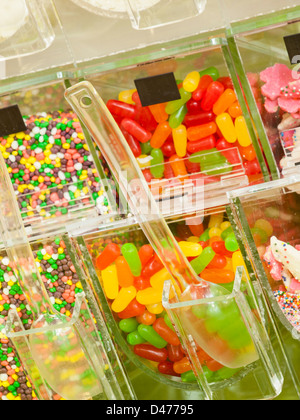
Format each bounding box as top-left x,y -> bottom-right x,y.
260,63 -> 294,101
289,278 -> 300,294
263,246 -> 283,281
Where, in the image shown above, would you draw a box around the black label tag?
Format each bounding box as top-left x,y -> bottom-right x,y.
134,72 -> 181,107
284,33 -> 300,64
0,105 -> 26,137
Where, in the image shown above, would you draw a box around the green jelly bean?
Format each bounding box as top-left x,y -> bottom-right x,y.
119,318 -> 139,333
199,229 -> 210,242
150,148 -> 165,179
205,301 -> 240,333
221,226 -> 234,240
141,141 -> 152,155
227,328 -> 253,350
200,66 -> 220,81
188,148 -> 219,163
202,161 -> 232,176
121,243 -> 142,277
251,227 -> 268,244
127,330 -> 146,346
214,367 -> 241,380
169,105 -> 187,129
225,234 -> 239,252
137,324 -> 168,349
165,88 -> 192,115
181,370 -> 197,383
190,247 -> 215,275
191,304 -> 207,319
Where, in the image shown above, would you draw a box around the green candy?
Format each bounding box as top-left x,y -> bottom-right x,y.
214,367 -> 240,380
199,66 -> 220,81
141,141 -> 152,155
127,331 -> 146,346
121,243 -> 142,277
165,88 -> 192,115
191,304 -> 207,319
181,370 -> 197,383
168,105 -> 187,129
250,227 -> 268,244
225,234 -> 239,252
190,247 -> 215,275
221,226 -> 234,240
137,324 -> 168,349
119,318 -> 139,333
199,229 -> 210,242
150,148 -> 165,179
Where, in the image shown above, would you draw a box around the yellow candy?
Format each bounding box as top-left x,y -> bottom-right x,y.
118,89 -> 137,105
179,241 -> 203,257
150,268 -> 170,291
136,287 -> 162,306
187,236 -> 201,243
172,125 -> 187,158
235,116 -> 252,147
101,265 -> 119,300
209,227 -> 222,238
146,303 -> 164,315
208,213 -> 223,228
83,144 -> 89,151
137,155 -> 152,169
220,221 -> 231,231
183,71 -> 201,93
77,133 -> 85,140
232,251 -> 250,281
254,219 -> 273,237
111,286 -> 136,313
62,143 -> 70,150
216,113 -> 237,143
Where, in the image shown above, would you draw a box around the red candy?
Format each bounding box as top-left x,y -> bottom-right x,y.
201,81 -> 225,112
118,298 -> 146,319
96,243 -> 121,270
134,344 -> 168,362
107,99 -> 136,119
121,118 -> 152,144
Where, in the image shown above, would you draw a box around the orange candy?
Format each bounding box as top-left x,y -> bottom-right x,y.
115,256 -> 134,288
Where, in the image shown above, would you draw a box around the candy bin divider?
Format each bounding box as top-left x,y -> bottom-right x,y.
62,233 -> 137,400
69,232 -> 202,394
162,266 -> 284,400
4,291 -> 123,400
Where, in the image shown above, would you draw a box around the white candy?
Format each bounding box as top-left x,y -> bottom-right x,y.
74,163 -> 82,171
58,171 -> 66,180
2,257 -> 9,266
11,141 -> 19,150
9,155 -> 15,162
34,162 -> 41,169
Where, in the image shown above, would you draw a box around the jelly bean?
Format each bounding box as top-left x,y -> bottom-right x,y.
208,213 -> 223,228
173,357 -> 192,374
140,140 -> 153,155
211,240 -> 232,258
254,219 -> 273,237
167,344 -> 184,362
244,159 -> 261,175
161,138 -> 176,157
186,135 -> 216,154
150,122 -> 172,149
221,226 -> 234,240
225,234 -> 239,252
200,229 -> 210,242
219,145 -> 241,165
179,241 -> 203,257
228,101 -> 242,119
134,344 -> 168,362
184,111 -> 215,128
136,310 -> 156,326
172,125 -> 187,158
137,154 -> 152,169
205,301 -> 240,333
134,276 -> 151,291
118,298 -> 145,319
111,286 -> 137,313
121,243 -> 142,277
150,268 -> 170,290
127,331 -> 147,346
164,314 -> 175,331
206,359 -> 224,372
164,161 -> 175,179
216,113 -> 237,143
181,370 -> 197,383
208,227 -> 222,238
142,168 -> 154,182
119,318 -> 139,333
96,243 -> 121,270
142,255 -> 164,279
200,67 -> 220,80
165,88 -> 192,115
115,256 -> 134,288
207,254 -> 227,269
133,92 -> 158,132
212,89 -> 237,115
200,268 -> 235,284
138,245 -> 154,266
121,128 -> 142,158
119,89 -> 136,104
201,81 -> 225,112
183,71 -> 201,93
169,155 -> 188,178
137,287 -> 162,306
149,103 -> 168,123
220,221 -> 231,231
146,303 -> 164,315
186,99 -> 203,114
121,118 -> 152,144
187,122 -> 217,141
192,75 -> 214,101
158,361 -> 179,376
150,148 -> 165,179
232,251 -> 250,280
189,223 -> 204,237
107,99 -> 137,119
250,227 -> 268,244
215,367 -> 241,380
190,247 -> 215,275
153,318 -> 180,346
138,324 -> 168,349
235,116 -> 252,147
169,105 -> 188,129
101,265 -> 119,300
238,144 -> 256,161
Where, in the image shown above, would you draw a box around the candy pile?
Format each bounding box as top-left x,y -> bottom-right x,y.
106,67 -> 262,186
0,111 -> 110,221
89,213 -> 250,383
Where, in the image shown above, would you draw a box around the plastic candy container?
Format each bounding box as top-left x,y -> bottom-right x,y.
88,212 -> 250,383
106,66 -> 262,188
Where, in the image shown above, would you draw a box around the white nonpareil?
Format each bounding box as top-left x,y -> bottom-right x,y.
0,0 -> 28,39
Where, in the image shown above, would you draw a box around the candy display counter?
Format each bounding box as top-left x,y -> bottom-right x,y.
227,6 -> 300,179
228,174 -> 300,394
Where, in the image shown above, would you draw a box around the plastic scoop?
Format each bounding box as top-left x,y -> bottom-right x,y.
65,81 -> 259,368
0,152 -> 116,400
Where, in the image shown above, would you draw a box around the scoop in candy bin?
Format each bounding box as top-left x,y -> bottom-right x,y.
64,81 -> 259,369
0,152 -> 118,400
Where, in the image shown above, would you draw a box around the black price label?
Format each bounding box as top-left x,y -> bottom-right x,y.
0,105 -> 26,137
284,33 -> 300,64
134,72 -> 181,107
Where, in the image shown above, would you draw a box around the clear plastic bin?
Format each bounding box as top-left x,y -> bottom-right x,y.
228,174 -> 300,394
227,6 -> 300,179
0,0 -> 55,61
